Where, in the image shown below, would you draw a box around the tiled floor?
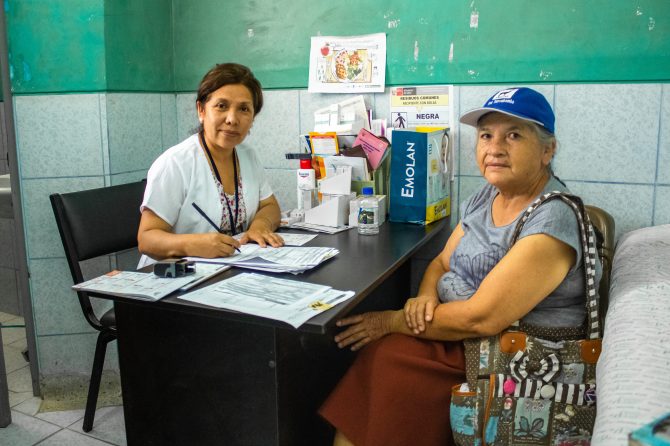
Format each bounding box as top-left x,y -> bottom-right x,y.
1,311 -> 126,446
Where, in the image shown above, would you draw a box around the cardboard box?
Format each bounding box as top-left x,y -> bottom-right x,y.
389,127 -> 451,225
305,193 -> 355,227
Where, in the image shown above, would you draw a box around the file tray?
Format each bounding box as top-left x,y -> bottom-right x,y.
351,150 -> 391,215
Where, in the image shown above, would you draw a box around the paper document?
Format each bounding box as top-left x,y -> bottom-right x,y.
290,222 -> 351,234
179,263 -> 231,291
233,232 -> 317,246
186,245 -> 339,274
314,96 -> 370,134
277,233 -> 318,246
178,272 -> 355,328
353,128 -> 390,171
73,270 -> 196,301
324,155 -> 369,181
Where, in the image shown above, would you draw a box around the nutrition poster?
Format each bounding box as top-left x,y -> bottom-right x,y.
308,33 -> 386,93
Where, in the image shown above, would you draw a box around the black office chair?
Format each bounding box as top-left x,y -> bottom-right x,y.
50,180 -> 146,432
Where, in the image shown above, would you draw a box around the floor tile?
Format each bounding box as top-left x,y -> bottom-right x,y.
1,323 -> 26,345
13,396 -> 42,416
36,408 -> 85,429
68,406 -> 126,446
36,429 -> 113,446
0,311 -> 18,324
0,410 -> 61,446
9,390 -> 34,408
2,343 -> 29,374
5,315 -> 25,326
9,336 -> 28,351
7,365 -> 33,393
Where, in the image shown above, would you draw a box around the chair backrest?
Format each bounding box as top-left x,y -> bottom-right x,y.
50,180 -> 146,330
585,205 -> 615,324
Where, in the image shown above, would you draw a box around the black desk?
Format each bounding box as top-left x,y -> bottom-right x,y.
103,220 -> 447,446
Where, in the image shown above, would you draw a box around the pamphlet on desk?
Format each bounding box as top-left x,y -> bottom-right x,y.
178,272 -> 355,328
72,263 -> 230,301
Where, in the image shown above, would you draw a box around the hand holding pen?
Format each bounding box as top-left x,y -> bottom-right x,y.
192,202 -> 241,254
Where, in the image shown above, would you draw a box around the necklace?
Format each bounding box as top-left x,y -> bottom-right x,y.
199,131 -> 239,235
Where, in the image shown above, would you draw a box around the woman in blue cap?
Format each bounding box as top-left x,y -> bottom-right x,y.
320,87 -> 601,446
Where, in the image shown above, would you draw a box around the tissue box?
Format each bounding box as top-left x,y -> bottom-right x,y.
629,413 -> 670,446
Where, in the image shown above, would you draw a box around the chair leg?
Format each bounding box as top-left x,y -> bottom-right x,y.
83,331 -> 116,432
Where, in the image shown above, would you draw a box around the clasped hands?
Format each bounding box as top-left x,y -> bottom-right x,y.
334,295 -> 439,351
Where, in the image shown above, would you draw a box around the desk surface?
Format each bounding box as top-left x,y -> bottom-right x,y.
94,220 -> 448,334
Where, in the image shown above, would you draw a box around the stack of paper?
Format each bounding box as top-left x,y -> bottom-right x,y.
72,263 -> 230,301
178,272 -> 355,328
186,244 -> 339,274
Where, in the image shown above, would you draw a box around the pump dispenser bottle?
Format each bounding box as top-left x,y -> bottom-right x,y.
296,158 -> 316,210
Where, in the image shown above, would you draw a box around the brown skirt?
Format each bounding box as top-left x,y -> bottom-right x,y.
319,334 -> 466,446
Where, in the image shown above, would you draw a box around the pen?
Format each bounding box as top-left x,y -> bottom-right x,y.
191,202 -> 241,253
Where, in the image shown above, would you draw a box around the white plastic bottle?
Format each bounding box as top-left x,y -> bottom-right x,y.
357,187 -> 379,235
296,158 -> 316,210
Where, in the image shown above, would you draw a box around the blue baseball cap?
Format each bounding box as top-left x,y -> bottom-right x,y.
460,87 -> 555,134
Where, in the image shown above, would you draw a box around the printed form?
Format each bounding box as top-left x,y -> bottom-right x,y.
179,272 -> 354,328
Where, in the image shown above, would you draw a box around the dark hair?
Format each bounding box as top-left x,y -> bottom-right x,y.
196,63 -> 263,115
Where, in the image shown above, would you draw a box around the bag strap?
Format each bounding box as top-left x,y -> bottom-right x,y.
509,191 -> 601,340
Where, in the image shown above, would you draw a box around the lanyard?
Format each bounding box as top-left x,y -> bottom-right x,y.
199,131 -> 239,235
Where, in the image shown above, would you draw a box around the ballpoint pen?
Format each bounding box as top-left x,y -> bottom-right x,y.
191,202 -> 241,253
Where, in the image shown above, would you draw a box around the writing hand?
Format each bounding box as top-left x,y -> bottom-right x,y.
404,295 -> 439,334
334,311 -> 395,351
194,232 -> 241,258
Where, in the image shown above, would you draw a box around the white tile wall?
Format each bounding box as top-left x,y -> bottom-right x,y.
13,95 -> 106,179
106,93 -> 164,175
554,84 -> 661,183
21,176 -> 105,259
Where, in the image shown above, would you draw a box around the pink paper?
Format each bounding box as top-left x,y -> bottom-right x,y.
353,128 -> 389,171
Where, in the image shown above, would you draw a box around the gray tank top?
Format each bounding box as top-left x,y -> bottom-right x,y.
437,176 -> 602,327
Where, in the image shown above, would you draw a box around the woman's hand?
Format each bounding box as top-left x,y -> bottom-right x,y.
239,228 -> 284,248
191,232 -> 241,258
404,295 -> 440,334
334,311 -> 396,351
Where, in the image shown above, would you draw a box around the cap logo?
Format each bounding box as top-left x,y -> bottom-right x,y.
491,89 -> 519,100
487,88 -> 519,106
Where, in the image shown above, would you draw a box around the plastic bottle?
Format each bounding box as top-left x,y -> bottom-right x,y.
296,158 -> 316,210
357,187 -> 379,235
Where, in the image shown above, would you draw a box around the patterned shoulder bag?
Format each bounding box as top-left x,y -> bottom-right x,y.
450,192 -> 601,446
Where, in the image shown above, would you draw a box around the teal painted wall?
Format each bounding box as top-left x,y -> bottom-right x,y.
5,0 -> 669,94
167,0 -> 670,90
105,0 -> 174,92
7,0 -> 106,93
6,0 -> 173,94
